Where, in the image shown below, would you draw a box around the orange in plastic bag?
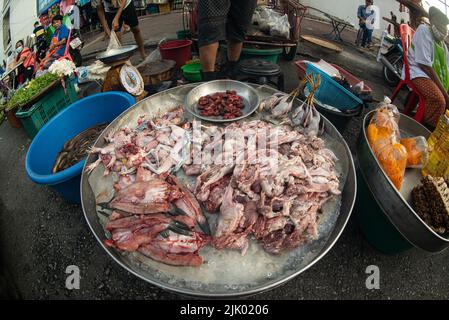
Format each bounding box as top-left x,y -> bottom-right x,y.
367,123 -> 394,147
369,105 -> 401,141
376,142 -> 408,189
367,99 -> 407,190
400,136 -> 429,168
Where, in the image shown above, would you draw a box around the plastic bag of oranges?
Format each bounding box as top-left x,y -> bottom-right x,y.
368,99 -> 401,142
367,98 -> 408,190
400,136 -> 429,168
375,142 -> 408,189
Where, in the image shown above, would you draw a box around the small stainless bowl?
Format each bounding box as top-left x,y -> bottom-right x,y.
184,80 -> 261,123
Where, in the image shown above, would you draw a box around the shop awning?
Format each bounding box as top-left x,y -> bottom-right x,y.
36,0 -> 61,15
79,0 -> 91,6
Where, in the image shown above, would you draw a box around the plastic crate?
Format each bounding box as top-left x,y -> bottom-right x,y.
158,3 -> 170,14
294,60 -> 372,95
16,79 -> 77,139
305,62 -> 363,111
147,4 -> 159,14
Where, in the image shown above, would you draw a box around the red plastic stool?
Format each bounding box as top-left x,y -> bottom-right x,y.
390,24 -> 426,123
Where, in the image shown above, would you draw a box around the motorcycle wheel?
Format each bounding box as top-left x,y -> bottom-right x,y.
69,48 -> 83,67
383,52 -> 403,87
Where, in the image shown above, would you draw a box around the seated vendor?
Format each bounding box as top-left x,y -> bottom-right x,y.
14,40 -> 36,83
40,15 -> 70,70
407,6 -> 449,129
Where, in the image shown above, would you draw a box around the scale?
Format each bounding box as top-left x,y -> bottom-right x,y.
96,45 -> 147,101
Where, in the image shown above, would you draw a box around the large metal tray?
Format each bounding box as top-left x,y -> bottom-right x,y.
357,110 -> 449,253
81,83 -> 357,297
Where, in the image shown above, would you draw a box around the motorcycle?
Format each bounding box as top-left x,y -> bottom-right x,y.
377,30 -> 403,87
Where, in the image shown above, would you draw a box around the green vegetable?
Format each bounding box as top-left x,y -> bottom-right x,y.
6,72 -> 60,111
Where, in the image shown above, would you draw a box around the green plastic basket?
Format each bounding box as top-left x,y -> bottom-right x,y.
181,62 -> 202,82
16,79 -> 77,139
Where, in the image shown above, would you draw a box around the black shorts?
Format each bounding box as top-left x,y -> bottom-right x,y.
105,1 -> 139,30
198,0 -> 257,47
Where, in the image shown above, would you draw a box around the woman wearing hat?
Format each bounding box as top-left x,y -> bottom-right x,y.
408,6 -> 449,128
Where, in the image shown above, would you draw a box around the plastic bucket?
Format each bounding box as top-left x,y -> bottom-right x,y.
159,39 -> 192,69
355,168 -> 413,254
181,61 -> 202,82
25,92 -> 136,204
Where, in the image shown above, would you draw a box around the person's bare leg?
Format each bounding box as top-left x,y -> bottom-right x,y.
199,42 -> 219,72
223,40 -> 243,79
131,26 -> 147,59
227,40 -> 243,62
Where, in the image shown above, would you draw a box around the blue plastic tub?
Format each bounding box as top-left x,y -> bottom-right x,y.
25,92 -> 136,204
305,62 -> 363,110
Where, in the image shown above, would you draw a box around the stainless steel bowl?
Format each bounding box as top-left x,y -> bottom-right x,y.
357,110 -> 449,252
184,80 -> 261,123
96,45 -> 138,64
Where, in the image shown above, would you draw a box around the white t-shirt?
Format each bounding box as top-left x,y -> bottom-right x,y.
365,5 -> 376,31
91,0 -> 131,13
406,24 -> 449,80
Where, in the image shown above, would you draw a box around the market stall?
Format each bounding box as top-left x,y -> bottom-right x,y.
9,1 -> 449,298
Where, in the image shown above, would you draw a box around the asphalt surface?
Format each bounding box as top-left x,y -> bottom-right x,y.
0,13 -> 448,300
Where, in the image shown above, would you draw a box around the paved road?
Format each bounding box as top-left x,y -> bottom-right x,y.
0,12 -> 447,300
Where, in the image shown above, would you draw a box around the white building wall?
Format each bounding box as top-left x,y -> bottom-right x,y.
0,0 -> 38,64
301,0 -> 411,37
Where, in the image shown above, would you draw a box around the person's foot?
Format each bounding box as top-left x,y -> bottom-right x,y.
201,71 -> 220,82
139,53 -> 148,62
221,61 -> 239,80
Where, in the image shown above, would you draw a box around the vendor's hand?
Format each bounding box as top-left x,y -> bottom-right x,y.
112,18 -> 120,31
